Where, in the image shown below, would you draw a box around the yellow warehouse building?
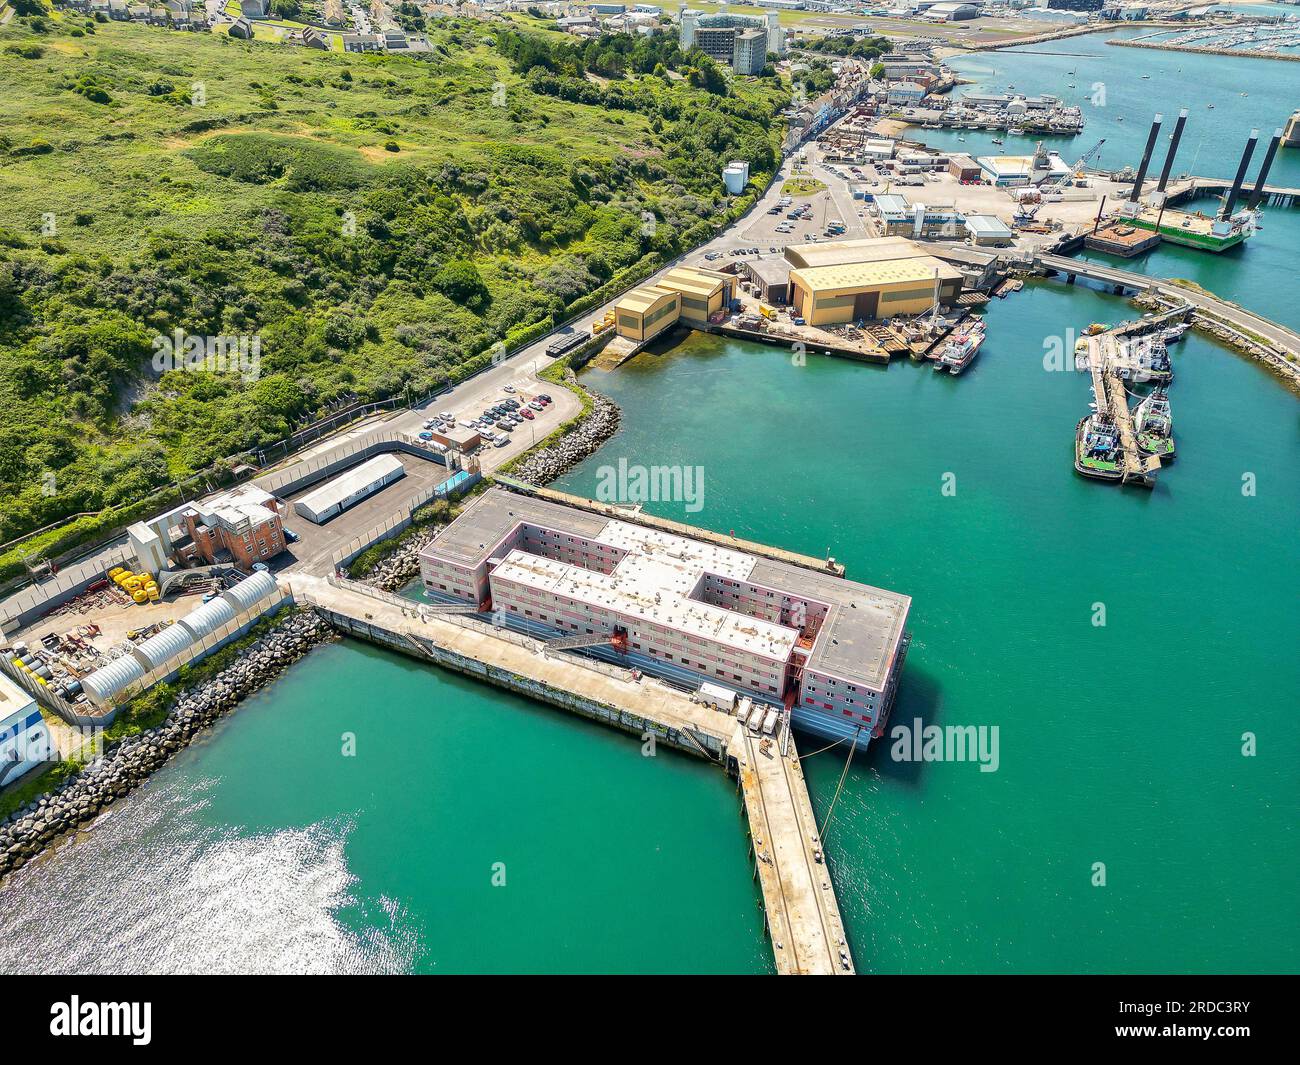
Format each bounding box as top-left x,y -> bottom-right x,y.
785,237 -> 963,326
614,266 -> 735,342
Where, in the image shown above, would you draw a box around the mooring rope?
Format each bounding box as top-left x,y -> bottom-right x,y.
817,728 -> 861,846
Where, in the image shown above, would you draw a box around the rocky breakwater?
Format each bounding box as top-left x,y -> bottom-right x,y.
512,392 -> 621,485
353,525 -> 445,593
0,609 -> 335,881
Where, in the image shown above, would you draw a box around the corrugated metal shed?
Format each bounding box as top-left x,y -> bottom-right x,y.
178,596 -> 237,640
222,570 -> 278,613
82,654 -> 147,705
134,623 -> 196,671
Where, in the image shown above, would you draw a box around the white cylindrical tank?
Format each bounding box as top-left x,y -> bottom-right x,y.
221,571 -> 278,613
179,596 -> 237,640
82,655 -> 147,705
134,623 -> 196,671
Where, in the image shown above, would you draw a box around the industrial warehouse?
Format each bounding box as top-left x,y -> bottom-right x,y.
614,239 -> 963,343
419,488 -> 911,745
785,238 -> 963,326
614,266 -> 737,342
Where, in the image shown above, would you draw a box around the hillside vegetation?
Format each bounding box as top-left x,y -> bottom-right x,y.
0,12 -> 785,569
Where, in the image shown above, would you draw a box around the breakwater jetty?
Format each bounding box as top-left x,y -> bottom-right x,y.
1107,37 -> 1300,64
292,572 -> 856,974
0,609 -> 334,881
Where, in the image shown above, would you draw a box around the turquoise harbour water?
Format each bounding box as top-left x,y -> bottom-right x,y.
0,640 -> 772,974
1,41 -> 1297,975
550,296 -> 1299,973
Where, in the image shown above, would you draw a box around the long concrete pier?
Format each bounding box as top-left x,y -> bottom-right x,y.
1083,334 -> 1160,487
288,573 -> 855,975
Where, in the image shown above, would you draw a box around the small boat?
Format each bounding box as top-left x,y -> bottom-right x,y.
1208,104 -> 1214,108
935,319 -> 987,376
1140,74 -> 1151,80
991,136 -> 1004,145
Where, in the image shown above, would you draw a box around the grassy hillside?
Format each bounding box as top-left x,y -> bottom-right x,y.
0,12 -> 785,566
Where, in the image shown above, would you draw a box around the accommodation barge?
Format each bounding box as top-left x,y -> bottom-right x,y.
418,488 -> 911,748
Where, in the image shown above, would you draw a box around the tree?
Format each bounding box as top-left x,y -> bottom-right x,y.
431,260 -> 490,310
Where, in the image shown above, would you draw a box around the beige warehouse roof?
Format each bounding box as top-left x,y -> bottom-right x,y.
784,235 -> 932,270
659,266 -> 731,299
616,284 -> 677,314
791,256 -> 961,296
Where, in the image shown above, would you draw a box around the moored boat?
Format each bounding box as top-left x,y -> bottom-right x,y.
1134,386 -> 1176,462
936,318 -> 986,375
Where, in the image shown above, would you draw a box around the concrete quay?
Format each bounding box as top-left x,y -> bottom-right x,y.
288,573 -> 854,975
738,731 -> 855,974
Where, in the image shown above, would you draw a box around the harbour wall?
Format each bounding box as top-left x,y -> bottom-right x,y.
310,604 -> 729,764
1106,38 -> 1300,63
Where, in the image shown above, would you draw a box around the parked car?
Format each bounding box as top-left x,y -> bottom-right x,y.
520,409 -> 534,420
284,529 -> 300,544
494,438 -> 510,448
529,401 -> 544,411
418,431 -> 434,441
496,420 -> 512,431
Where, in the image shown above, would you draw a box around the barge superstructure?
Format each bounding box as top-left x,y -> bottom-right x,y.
419,488 -> 911,748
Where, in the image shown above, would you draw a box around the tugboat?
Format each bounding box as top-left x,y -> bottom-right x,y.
935,318 -> 986,375
1075,412 -> 1124,482
1134,386 -> 1176,462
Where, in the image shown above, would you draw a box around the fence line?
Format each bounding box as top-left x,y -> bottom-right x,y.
0,544 -> 134,633
0,654 -> 81,723
328,469 -> 480,572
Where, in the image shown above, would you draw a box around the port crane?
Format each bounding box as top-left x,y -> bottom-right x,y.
1042,137 -> 1107,196
1014,139 -> 1106,228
